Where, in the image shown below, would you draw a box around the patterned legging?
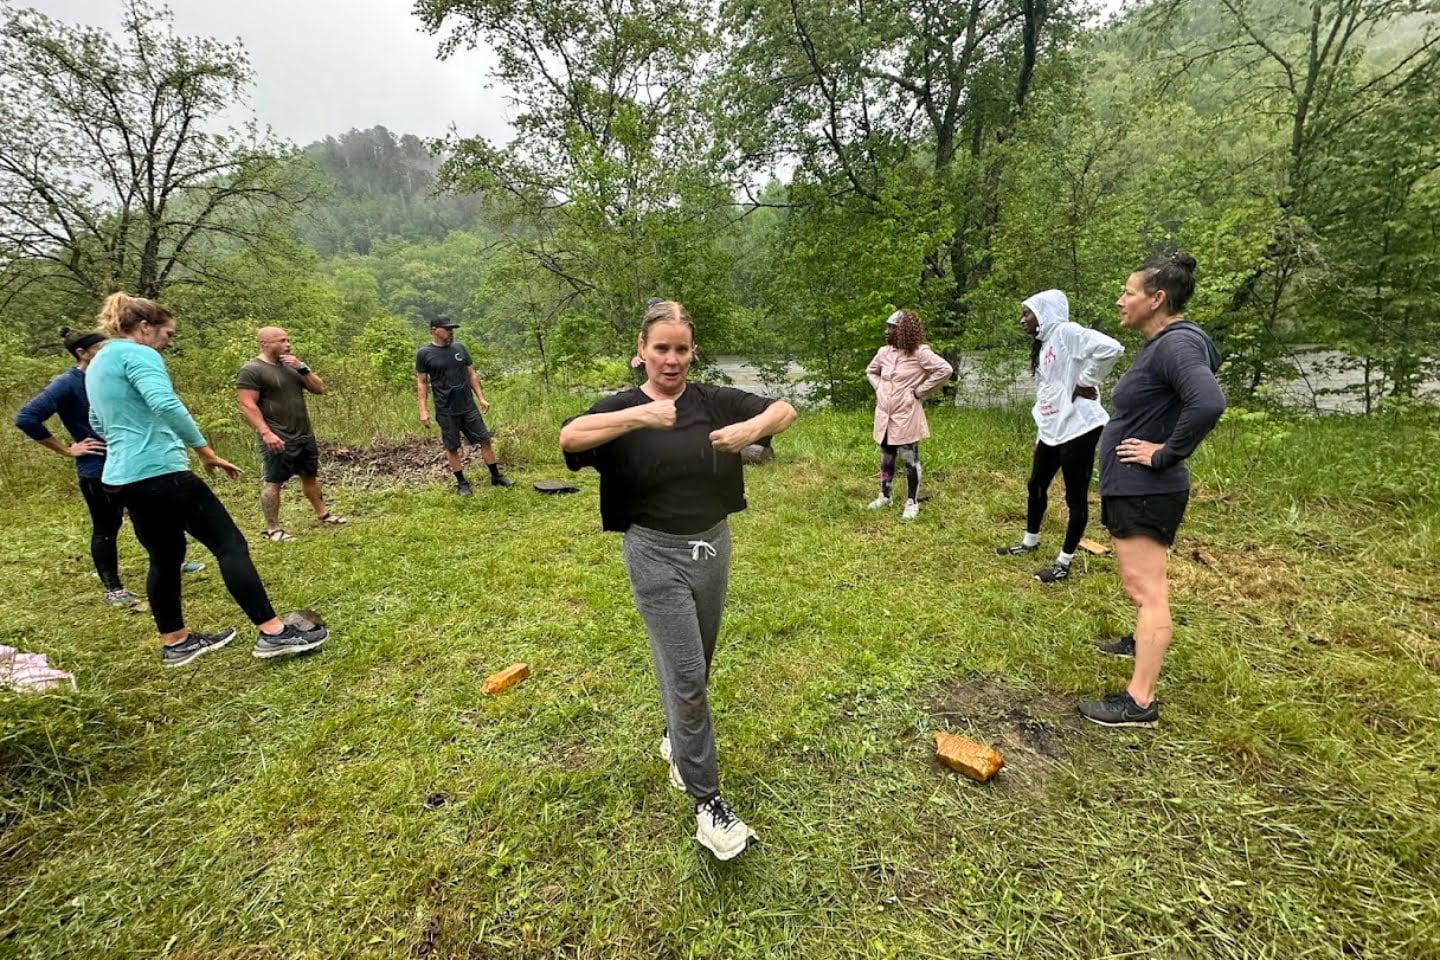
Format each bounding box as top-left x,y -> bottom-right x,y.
879,439 -> 920,502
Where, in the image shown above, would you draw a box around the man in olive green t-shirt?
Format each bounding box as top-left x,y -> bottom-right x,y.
236,327 -> 346,540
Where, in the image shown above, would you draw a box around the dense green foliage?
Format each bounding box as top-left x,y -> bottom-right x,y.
3,0 -> 1438,411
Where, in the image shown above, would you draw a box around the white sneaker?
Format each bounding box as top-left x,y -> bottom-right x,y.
866,495 -> 892,509
902,499 -> 919,519
694,795 -> 757,861
659,731 -> 685,792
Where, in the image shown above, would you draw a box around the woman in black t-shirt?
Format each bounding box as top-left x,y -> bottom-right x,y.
560,300 -> 796,861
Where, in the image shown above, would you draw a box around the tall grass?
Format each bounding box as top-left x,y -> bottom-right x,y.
2,371 -> 1437,958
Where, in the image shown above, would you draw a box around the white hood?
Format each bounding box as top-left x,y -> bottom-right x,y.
1023,289 -> 1070,342
1024,289 -> 1125,446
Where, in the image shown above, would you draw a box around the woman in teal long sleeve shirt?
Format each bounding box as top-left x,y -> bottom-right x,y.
86,292 -> 330,668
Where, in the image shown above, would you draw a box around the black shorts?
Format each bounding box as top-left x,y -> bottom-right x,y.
437,407 -> 491,451
261,435 -> 320,484
1101,492 -> 1189,546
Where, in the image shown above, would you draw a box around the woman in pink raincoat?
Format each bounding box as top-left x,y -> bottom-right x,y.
864,310 -> 953,519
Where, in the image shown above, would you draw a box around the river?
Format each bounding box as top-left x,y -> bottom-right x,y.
708,352 -> 1438,414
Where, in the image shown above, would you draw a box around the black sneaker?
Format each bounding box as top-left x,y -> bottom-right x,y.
995,541 -> 1039,556
455,481 -> 473,497
252,622 -> 329,660
1078,691 -> 1160,727
491,475 -> 514,488
1035,562 -> 1071,584
162,628 -> 236,668
1096,634 -> 1136,657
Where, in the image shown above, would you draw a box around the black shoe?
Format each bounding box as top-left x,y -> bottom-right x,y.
995,541 -> 1039,556
162,628 -> 236,668
491,475 -> 514,488
252,622 -> 329,659
1035,562 -> 1071,584
1096,634 -> 1136,657
1078,691 -> 1160,727
455,481 -> 473,497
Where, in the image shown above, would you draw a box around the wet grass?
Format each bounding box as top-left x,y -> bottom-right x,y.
1,394 -> 1438,958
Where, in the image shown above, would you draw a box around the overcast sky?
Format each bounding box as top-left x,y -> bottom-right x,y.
25,0 -> 1129,151
27,0 -> 511,147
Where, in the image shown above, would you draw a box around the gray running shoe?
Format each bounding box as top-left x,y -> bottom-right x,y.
162,628 -> 236,668
995,541 -> 1039,556
252,622 -> 329,659
181,561 -> 205,574
1096,634 -> 1136,657
1035,562 -> 1071,584
104,588 -> 140,607
1078,691 -> 1160,728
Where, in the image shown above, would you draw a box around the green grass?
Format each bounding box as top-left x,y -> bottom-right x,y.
2,396 -> 1438,959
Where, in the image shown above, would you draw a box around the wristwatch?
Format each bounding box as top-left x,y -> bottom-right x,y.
296,364 -> 311,375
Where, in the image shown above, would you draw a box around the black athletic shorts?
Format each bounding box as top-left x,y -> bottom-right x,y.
261,435 -> 320,484
437,407 -> 491,451
1101,491 -> 1189,546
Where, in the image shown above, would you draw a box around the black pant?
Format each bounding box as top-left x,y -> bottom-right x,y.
78,477 -> 124,591
110,471 -> 276,634
1026,427 -> 1103,554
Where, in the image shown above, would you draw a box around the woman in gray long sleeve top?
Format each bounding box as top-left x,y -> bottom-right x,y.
1079,253 -> 1227,729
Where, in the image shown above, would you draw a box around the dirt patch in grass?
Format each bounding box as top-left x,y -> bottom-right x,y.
920,673 -> 1090,798
319,438 -> 497,490
1190,482 -> 1231,504
1174,540 -> 1302,603
543,738 -> 592,771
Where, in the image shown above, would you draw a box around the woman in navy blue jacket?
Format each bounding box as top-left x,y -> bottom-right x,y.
12,328 -> 202,606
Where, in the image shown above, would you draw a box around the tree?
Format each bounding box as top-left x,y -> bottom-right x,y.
0,0 -> 311,310
1302,83 -> 1440,411
298,126 -> 490,255
719,0 -> 1080,336
1142,0 -> 1440,395
415,0 -> 745,359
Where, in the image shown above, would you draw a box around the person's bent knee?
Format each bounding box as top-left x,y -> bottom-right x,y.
1123,574 -> 1167,609
669,664 -> 709,701
215,532 -> 256,562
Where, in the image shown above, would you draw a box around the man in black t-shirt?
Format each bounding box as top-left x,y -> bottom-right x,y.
415,316 -> 512,496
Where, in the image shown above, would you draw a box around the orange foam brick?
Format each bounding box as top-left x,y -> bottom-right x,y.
933,731 -> 1004,782
482,663 -> 530,695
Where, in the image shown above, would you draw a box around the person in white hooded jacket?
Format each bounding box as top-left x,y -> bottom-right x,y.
995,289 -> 1123,582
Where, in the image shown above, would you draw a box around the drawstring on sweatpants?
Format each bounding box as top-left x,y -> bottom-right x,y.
688,540 -> 717,561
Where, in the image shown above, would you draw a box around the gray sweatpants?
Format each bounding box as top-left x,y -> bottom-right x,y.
622,518 -> 731,801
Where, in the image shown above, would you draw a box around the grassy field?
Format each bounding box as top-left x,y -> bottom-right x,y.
2,393 -> 1438,959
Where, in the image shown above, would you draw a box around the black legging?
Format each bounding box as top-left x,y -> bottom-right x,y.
110,470 -> 276,634
78,477 -> 125,592
1026,426 -> 1102,554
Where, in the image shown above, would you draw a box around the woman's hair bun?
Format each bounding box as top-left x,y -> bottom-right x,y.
59,326 -> 72,337
1170,252 -> 1198,274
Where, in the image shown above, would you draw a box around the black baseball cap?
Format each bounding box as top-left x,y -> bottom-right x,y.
430,315 -> 460,329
